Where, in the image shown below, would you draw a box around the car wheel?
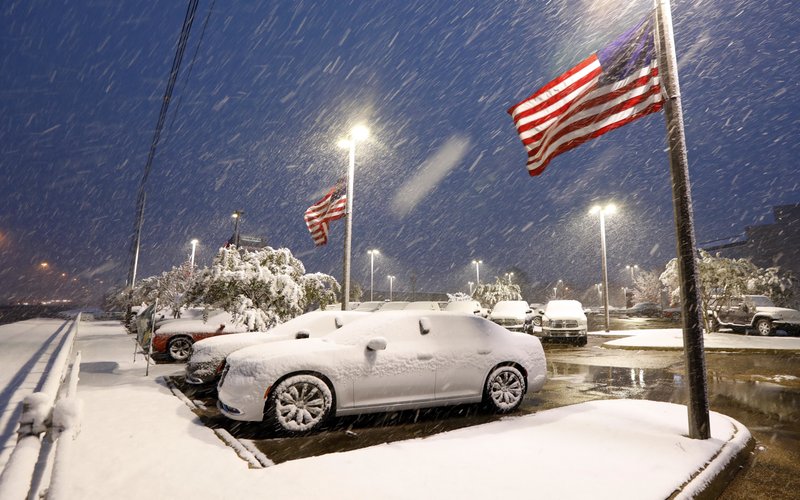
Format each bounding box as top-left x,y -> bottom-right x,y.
484,366 -> 526,413
167,336 -> 193,361
755,318 -> 774,336
267,374 -> 333,434
575,336 -> 588,347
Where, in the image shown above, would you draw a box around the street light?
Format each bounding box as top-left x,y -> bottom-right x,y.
590,203 -> 617,332
231,210 -> 244,247
388,275 -> 395,301
468,281 -> 474,295
190,239 -> 199,269
368,249 -> 380,301
505,272 -> 514,283
472,260 -> 482,285
626,264 -> 639,282
338,124 -> 370,311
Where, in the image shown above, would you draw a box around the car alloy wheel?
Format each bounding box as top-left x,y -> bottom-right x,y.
270,374 -> 333,433
485,366 -> 526,413
755,318 -> 773,336
167,337 -> 193,361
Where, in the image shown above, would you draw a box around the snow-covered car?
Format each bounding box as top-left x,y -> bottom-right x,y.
217,311 -> 547,434
354,301 -> 384,312
488,300 -> 533,332
184,310 -> 371,385
534,300 -> 588,346
151,311 -> 249,362
711,295 -> 800,336
625,302 -> 662,318
377,301 -> 410,311
403,301 -> 441,311
444,300 -> 488,317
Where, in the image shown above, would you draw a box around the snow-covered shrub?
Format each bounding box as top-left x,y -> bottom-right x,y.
473,277 -> 523,309
185,246 -> 339,331
632,270 -> 663,304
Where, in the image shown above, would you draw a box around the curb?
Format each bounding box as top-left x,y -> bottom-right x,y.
671,417 -> 755,499
601,344 -> 800,354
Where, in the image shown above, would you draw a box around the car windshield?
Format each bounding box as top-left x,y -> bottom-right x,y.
748,296 -> 775,307
445,301 -> 480,312
492,301 -> 528,314
545,300 -> 583,316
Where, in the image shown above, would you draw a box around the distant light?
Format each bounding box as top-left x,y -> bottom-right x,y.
351,124 -> 369,141
40,262 -> 49,269
191,239 -> 199,245
337,139 -> 352,149
231,213 -> 239,218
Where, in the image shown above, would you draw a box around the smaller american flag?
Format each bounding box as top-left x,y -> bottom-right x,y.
304,178 -> 347,246
508,13 -> 663,176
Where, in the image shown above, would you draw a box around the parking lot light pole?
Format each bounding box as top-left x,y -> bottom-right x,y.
190,239 -> 199,270
388,275 -> 395,301
626,264 -> 639,282
338,124 -> 370,311
472,260 -> 482,285
590,203 -> 617,332
368,249 -> 380,301
231,210 -> 244,247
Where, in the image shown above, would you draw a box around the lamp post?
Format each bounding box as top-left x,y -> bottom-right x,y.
368,249 -> 380,301
190,239 -> 199,269
590,203 -> 617,332
338,124 -> 370,311
505,272 -> 514,284
468,281 -> 474,295
472,260 -> 482,285
388,275 -> 395,301
231,210 -> 244,247
626,264 -> 639,282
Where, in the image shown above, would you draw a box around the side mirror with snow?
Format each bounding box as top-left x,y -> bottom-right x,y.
335,316 -> 344,328
366,337 -> 387,351
295,330 -> 310,339
419,318 -> 431,335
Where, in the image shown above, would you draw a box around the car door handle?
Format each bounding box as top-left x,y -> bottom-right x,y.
417,353 -> 433,360
477,349 -> 491,355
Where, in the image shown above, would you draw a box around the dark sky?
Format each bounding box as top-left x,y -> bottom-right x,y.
1,0 -> 798,303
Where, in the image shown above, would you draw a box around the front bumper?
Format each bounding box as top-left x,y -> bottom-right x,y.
540,328 -> 587,339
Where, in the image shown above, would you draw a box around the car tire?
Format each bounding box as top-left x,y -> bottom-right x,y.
484,365 -> 526,414
575,337 -> 588,347
266,374 -> 333,434
167,336 -> 193,362
755,318 -> 774,336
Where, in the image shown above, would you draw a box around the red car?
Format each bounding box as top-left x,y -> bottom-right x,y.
151,311 -> 248,361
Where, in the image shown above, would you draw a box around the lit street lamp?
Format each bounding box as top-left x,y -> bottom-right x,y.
388,275 -> 395,301
472,260 -> 482,285
626,264 -> 639,282
590,203 -> 617,332
505,272 -> 514,283
368,249 -> 380,301
338,124 -> 370,311
231,210 -> 244,247
190,239 -> 199,269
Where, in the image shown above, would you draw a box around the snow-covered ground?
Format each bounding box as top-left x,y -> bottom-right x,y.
2,320 -> 759,498
0,319 -> 73,470
601,329 -> 800,351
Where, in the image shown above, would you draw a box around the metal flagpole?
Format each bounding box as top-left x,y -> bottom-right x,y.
654,0 -> 710,439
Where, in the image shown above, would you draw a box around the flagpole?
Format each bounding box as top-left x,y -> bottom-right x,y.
654,0 -> 710,439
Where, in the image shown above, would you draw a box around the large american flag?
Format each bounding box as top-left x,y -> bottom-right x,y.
508,14 -> 663,176
304,178 -> 347,246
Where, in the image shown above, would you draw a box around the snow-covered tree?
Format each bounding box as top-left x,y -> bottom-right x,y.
447,292 -> 473,302
185,246 -> 339,331
473,277 -> 523,309
632,270 -> 663,304
108,263 -> 195,318
660,250 -> 794,331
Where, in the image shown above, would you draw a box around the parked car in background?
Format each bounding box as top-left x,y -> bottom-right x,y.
377,301 -> 410,311
184,310 -> 370,386
152,311 -> 248,362
444,300 -> 488,317
710,295 -> 800,336
217,311 -> 547,434
625,302 -> 662,318
404,301 -> 441,311
489,300 -> 533,332
534,300 -> 588,346
354,301 -> 384,312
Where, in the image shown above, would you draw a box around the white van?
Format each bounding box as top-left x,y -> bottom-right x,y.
489,300 -> 533,332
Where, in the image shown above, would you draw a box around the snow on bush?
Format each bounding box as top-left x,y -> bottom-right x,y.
473,277 -> 522,308
185,246 -> 339,331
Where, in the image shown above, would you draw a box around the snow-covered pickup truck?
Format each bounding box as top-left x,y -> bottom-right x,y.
710,295 -> 800,336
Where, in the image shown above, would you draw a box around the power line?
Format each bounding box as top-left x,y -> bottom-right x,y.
127,0 -> 200,289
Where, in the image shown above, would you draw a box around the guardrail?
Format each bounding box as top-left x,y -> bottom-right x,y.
0,313 -> 83,500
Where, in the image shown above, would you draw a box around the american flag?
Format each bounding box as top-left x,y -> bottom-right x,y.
304,178 -> 347,246
508,14 -> 663,176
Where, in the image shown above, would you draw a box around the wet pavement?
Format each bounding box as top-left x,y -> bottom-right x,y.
174,332 -> 800,498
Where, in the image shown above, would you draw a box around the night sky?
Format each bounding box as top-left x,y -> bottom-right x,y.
1,0 -> 798,303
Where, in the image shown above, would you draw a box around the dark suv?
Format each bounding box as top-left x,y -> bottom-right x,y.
710,295 -> 800,336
